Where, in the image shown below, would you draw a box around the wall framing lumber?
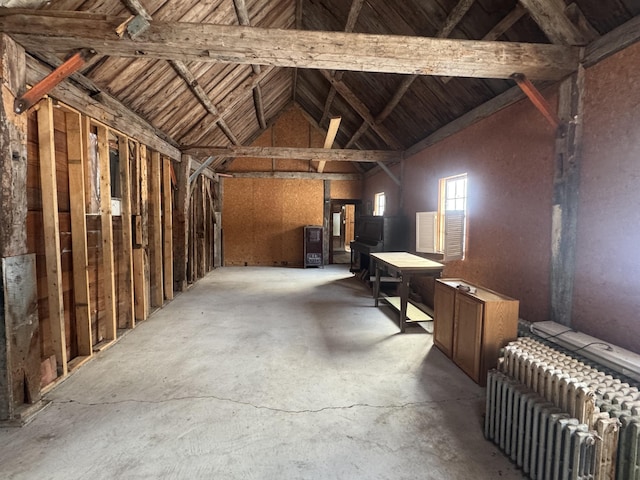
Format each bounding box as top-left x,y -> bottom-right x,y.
118,134 -> 135,328
162,156 -> 173,301
0,13 -> 581,81
133,144 -> 149,321
37,98 -> 68,375
173,155 -> 191,291
65,110 -> 92,356
323,180 -> 330,266
550,65 -> 585,326
96,124 -> 117,342
149,150 -> 164,307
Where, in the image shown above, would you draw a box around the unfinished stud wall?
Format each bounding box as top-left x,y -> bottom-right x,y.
223,105 -> 361,267
25,99 -> 177,389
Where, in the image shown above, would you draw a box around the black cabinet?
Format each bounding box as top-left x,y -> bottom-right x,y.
303,225 -> 323,268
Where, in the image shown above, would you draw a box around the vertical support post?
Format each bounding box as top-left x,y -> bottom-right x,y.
65,111 -> 92,356
0,34 -> 41,421
323,180 -> 330,265
173,154 -> 191,291
119,135 -> 135,328
37,98 -> 68,375
550,66 -> 585,326
133,144 -> 149,321
96,124 -> 117,341
162,156 -> 173,300
149,150 -> 163,307
199,177 -> 206,277
213,177 -> 222,268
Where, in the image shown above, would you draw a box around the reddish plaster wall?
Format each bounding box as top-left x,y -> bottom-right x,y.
572,42 -> 640,352
365,92 -> 557,323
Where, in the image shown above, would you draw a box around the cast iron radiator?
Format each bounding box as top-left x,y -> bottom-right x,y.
485,336 -> 640,480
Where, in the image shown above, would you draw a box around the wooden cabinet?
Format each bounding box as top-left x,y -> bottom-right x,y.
434,279 -> 519,386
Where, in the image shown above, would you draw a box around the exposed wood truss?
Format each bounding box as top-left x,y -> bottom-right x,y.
518,0 -> 590,45
317,116 -> 341,173
183,146 -> 400,163
319,0 -> 365,127
233,0 -> 267,130
345,0 -> 476,147
0,11 -> 581,81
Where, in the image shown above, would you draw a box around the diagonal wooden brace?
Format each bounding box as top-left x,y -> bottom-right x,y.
511,73 -> 563,130
14,48 -> 95,114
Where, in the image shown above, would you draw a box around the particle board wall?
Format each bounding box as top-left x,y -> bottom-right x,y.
572,42 -> 640,353
223,177 -> 323,266
223,105 -> 359,266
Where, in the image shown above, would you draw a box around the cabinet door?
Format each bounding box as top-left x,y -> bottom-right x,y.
453,294 -> 484,383
433,282 -> 455,357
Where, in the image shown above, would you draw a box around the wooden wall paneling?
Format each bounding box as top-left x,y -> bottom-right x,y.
162,156 -> 173,300
188,186 -> 195,282
149,150 -> 164,307
133,144 -> 149,321
96,124 -> 117,344
0,33 -> 42,421
173,155 -> 191,291
64,110 -> 92,360
36,98 -> 68,376
118,134 -> 135,328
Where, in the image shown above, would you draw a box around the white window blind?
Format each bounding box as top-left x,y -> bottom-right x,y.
416,211 -> 437,253
443,210 -> 465,261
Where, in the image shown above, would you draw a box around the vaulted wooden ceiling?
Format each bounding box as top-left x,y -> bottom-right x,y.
0,0 -> 638,173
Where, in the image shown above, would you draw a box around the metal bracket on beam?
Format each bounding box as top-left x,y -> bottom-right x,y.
511,73 -> 563,130
14,48 -> 96,114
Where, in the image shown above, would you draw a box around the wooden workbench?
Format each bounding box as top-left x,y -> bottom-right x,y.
370,252 -> 444,332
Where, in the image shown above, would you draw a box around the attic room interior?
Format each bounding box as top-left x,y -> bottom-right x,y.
0,0 -> 639,478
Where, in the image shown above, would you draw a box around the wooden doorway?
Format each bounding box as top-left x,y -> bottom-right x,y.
329,200 -> 359,264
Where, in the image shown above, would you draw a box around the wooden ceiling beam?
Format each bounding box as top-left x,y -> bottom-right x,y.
319,0 -> 365,127
233,0 -> 267,130
584,15 -> 640,67
320,70 -> 404,150
230,171 -> 362,181
317,116 -> 341,173
344,0 -> 476,146
180,67 -> 273,145
183,145 -> 401,163
169,60 -> 240,145
518,0 -> 590,45
0,13 -> 580,80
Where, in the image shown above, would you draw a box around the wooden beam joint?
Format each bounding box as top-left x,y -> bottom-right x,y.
511,73 -> 562,130
15,48 -> 95,114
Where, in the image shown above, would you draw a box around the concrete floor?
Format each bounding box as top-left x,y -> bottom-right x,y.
0,266 -> 524,479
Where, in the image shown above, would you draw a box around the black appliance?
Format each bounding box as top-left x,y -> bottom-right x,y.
350,216 -> 407,274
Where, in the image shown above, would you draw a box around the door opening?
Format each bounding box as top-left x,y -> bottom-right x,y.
329,200 -> 358,264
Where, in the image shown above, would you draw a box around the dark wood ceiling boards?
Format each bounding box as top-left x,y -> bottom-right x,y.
1,0 -> 639,173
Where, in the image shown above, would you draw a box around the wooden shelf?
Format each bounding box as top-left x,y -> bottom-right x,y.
380,296 -> 433,322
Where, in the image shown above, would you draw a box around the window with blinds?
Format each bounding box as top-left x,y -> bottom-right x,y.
416,173 -> 467,260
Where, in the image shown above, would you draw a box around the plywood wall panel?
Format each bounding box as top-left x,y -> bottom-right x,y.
330,180 -> 362,200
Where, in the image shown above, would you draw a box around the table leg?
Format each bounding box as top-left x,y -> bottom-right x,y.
399,274 -> 411,333
374,263 -> 381,307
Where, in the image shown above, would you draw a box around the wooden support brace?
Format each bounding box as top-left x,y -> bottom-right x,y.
14,48 -> 94,114
512,73 -> 562,130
